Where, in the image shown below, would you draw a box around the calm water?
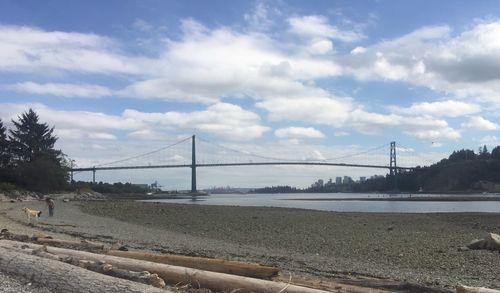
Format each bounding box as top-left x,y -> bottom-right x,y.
142,193 -> 500,213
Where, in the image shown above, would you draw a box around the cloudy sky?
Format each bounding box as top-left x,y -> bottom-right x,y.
1,0 -> 499,189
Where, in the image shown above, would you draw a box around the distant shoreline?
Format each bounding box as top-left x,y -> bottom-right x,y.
282,196 -> 500,201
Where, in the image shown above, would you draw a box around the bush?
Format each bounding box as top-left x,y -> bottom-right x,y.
0,182 -> 16,193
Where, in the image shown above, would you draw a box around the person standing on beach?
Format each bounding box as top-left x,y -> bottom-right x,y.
46,198 -> 55,217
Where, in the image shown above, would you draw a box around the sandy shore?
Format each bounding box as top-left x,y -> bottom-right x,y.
1,199 -> 500,291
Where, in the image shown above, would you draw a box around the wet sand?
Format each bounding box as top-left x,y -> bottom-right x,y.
1,199 -> 500,291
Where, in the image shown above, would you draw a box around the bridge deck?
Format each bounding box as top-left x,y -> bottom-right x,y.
71,162 -> 414,172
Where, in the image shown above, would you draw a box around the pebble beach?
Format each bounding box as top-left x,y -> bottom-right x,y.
1,199 -> 500,291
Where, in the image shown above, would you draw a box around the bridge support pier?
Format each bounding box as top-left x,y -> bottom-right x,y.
92,166 -> 96,184
191,135 -> 197,193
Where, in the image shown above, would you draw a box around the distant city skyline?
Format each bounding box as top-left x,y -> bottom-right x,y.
1,0 -> 499,188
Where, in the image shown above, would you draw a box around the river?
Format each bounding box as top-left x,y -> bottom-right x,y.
142,192 -> 500,213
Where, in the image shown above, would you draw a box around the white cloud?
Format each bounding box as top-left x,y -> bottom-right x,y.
0,15 -> 486,146
88,132 -> 117,140
0,103 -> 141,131
54,128 -> 116,141
0,102 -> 269,142
127,129 -> 167,140
303,149 -> 326,161
461,116 -> 498,131
54,128 -> 85,140
256,96 -> 353,127
244,2 -> 275,31
389,100 -> 481,117
308,39 -> 333,55
287,15 -> 364,42
342,22 -> 500,105
480,135 -> 500,147
0,25 -> 148,75
347,109 -> 401,135
402,116 -> 460,140
121,23 -> 341,103
275,127 -> 324,139
350,46 -> 366,55
123,103 -> 269,140
334,131 -> 349,137
9,82 -> 113,98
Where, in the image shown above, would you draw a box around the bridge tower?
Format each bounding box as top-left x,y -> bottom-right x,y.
389,141 -> 398,191
191,135 -> 197,193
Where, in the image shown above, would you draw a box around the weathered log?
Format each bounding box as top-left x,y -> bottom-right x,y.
0,246 -> 169,293
0,240 -> 329,293
108,249 -> 279,279
36,237 -> 105,251
0,230 -> 104,252
457,285 -> 500,293
4,245 -> 166,288
104,265 -> 166,288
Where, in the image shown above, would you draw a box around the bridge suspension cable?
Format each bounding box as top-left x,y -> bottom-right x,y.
197,136 -> 390,163
94,136 -> 192,168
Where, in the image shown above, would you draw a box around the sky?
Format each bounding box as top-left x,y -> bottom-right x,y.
1,0 -> 500,189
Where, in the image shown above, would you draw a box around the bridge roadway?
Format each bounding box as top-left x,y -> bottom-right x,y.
71,162 -> 414,172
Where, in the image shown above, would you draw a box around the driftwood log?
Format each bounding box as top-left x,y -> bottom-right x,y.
467,233 -> 500,252
457,286 -> 500,293
0,246 -> 168,293
4,244 -> 166,288
0,240 -> 329,293
62,258 -> 166,288
108,249 -> 279,279
0,229 -> 104,252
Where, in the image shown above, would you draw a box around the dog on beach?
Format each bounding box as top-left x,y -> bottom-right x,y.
22,207 -> 42,223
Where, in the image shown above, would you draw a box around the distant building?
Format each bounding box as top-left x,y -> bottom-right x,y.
343,176 -> 353,184
336,177 -> 342,184
360,176 -> 366,182
311,179 -> 324,188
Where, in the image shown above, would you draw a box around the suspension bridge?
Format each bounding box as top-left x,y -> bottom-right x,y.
71,135 -> 431,192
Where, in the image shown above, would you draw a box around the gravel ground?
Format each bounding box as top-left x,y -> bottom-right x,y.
0,271 -> 52,293
2,200 -> 500,291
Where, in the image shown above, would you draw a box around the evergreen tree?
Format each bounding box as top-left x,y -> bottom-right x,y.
7,109 -> 67,192
479,145 -> 490,159
9,109 -> 60,164
0,119 -> 10,167
492,146 -> 500,160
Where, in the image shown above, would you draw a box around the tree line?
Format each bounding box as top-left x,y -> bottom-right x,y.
0,109 -> 69,192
